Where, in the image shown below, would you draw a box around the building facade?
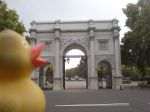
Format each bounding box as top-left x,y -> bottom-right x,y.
30,19 -> 122,90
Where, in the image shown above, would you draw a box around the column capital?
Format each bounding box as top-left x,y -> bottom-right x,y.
113,29 -> 119,40
54,27 -> 61,31
112,19 -> 120,39
30,37 -> 37,42
88,26 -> 95,32
30,34 -> 37,39
88,25 -> 95,30
54,30 -> 60,40
113,36 -> 119,41
88,19 -> 95,30
54,19 -> 61,30
30,20 -> 37,30
54,20 -> 61,39
113,75 -> 122,78
55,36 -> 60,41
88,19 -> 94,27
112,19 -> 120,31
89,29 -> 95,40
30,32 -> 37,45
89,36 -> 94,40
88,19 -> 95,39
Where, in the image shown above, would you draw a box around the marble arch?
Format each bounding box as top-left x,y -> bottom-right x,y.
30,19 -> 122,90
62,43 -> 87,55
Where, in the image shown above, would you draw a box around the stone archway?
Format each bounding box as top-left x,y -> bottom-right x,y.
62,43 -> 88,89
97,60 -> 112,89
30,19 -> 122,90
39,63 -> 54,89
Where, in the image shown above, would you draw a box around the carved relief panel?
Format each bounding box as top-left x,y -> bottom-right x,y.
46,56 -> 55,65
44,41 -> 52,52
39,40 -> 53,52
60,38 -> 89,48
60,32 -> 89,49
98,39 -> 109,50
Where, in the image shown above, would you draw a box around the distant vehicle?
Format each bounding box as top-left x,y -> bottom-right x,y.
98,81 -> 103,88
70,78 -> 75,81
98,78 -> 106,88
75,75 -> 79,80
78,77 -> 84,81
122,77 -> 131,84
65,77 -> 69,81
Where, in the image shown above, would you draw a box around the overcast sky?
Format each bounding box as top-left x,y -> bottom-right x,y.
5,0 -> 138,38
5,0 -> 138,69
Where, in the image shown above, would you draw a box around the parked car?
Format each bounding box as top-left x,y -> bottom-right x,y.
78,77 -> 85,81
70,78 -> 75,81
98,78 -> 106,88
65,77 -> 69,81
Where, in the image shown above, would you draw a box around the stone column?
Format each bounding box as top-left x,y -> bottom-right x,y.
39,67 -> 45,88
30,31 -> 40,85
30,21 -> 37,46
113,19 -> 122,89
53,20 -> 62,90
88,20 -> 98,89
112,68 -> 116,89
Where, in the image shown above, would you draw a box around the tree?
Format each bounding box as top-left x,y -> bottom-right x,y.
121,65 -> 140,81
122,0 -> 150,79
77,59 -> 87,78
0,0 -> 25,34
25,36 -> 30,44
65,58 -> 87,78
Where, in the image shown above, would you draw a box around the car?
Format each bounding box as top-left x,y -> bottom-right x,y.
65,77 -> 69,81
98,79 -> 106,88
78,77 -> 85,81
70,78 -> 75,81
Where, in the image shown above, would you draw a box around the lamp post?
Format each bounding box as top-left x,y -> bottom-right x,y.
66,57 -> 70,64
98,63 -> 104,79
63,56 -> 70,89
80,56 -> 88,88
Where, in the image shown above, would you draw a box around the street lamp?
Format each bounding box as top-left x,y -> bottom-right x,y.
81,56 -> 87,63
99,63 -> 104,78
100,64 -> 103,70
66,57 -> 70,64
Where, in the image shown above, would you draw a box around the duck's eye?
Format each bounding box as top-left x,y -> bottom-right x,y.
22,41 -> 27,48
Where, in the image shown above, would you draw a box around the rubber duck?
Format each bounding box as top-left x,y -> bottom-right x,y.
0,30 -> 47,112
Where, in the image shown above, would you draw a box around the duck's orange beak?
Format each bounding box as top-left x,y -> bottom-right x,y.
31,43 -> 47,68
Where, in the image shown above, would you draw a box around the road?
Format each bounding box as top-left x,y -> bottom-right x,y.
65,81 -> 86,89
44,88 -> 150,112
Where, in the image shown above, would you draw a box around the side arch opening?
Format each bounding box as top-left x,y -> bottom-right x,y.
39,63 -> 53,90
97,60 -> 112,89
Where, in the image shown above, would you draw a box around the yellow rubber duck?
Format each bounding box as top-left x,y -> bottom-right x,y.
0,30 -> 47,112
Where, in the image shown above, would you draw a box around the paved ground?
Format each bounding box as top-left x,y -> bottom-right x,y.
44,88 -> 150,112
65,81 -> 86,89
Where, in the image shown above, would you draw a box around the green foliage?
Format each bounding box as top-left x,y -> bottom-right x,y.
0,0 -> 25,34
44,64 -> 53,73
66,67 -> 78,78
78,61 -> 87,77
122,65 -> 140,81
65,59 -> 87,78
25,36 -> 30,44
122,0 -> 150,79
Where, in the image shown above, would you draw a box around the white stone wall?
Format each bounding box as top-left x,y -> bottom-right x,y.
30,19 -> 122,90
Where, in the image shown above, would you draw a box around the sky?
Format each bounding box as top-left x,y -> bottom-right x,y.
65,49 -> 84,69
5,0 -> 138,37
4,0 -> 138,69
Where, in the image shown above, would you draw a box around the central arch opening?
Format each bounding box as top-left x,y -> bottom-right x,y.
63,43 -> 88,90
